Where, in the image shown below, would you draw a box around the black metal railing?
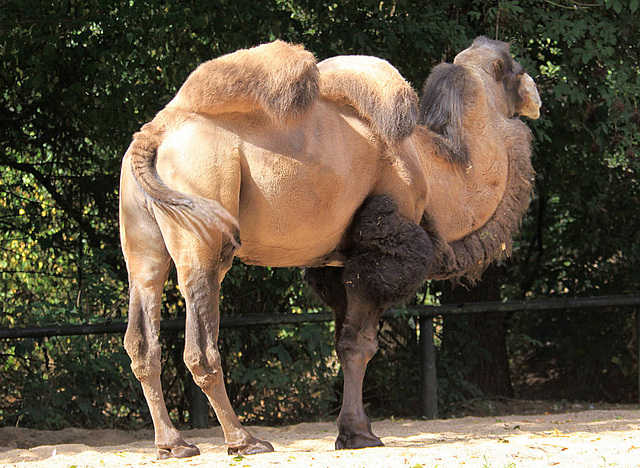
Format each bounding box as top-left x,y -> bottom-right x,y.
2,295 -> 639,422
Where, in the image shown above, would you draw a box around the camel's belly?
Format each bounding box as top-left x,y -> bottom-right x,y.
234,191 -> 356,267
235,235 -> 345,268
232,129 -> 380,266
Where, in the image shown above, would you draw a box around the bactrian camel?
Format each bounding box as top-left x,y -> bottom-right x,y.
119,37 -> 541,458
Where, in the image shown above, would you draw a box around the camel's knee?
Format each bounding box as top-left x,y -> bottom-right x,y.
124,269 -> 167,383
125,333 -> 161,381
184,347 -> 223,389
129,359 -> 161,382
124,302 -> 163,381
336,324 -> 379,364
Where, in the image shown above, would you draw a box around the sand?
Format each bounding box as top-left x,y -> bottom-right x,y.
1,408 -> 639,467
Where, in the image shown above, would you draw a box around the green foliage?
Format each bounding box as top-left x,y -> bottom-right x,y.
221,322 -> 339,425
511,1 -> 640,299
0,335 -> 145,429
497,1 -> 640,402
1,0 -> 640,429
508,308 -> 637,401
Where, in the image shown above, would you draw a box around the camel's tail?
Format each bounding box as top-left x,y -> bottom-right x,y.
128,122 -> 239,247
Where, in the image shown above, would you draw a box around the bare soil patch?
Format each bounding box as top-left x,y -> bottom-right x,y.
1,405 -> 639,467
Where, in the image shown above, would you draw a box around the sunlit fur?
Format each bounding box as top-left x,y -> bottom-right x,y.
119,38 -> 541,457
318,55 -> 418,145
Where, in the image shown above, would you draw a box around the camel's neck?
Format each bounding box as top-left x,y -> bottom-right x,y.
410,105 -> 534,280
413,116 -> 509,243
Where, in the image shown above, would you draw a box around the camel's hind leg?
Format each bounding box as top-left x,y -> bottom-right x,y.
305,196 -> 434,450
162,229 -> 273,456
121,200 -> 199,459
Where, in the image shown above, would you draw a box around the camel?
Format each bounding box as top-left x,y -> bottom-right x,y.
119,37 -> 541,458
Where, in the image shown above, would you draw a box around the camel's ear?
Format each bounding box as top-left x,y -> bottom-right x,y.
490,58 -> 505,81
516,73 -> 542,119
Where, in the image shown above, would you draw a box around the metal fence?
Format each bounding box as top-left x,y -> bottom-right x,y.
2,295 -> 640,423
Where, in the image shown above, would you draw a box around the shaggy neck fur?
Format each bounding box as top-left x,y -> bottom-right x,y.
446,125 -> 533,281
416,60 -> 535,282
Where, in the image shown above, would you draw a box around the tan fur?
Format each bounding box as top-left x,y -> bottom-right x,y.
420,119 -> 535,281
413,39 -> 539,281
519,74 -> 541,119
318,56 -> 418,145
119,38 -> 541,457
168,40 -> 319,121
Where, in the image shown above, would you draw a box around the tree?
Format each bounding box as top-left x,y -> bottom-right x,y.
2,0 -> 639,428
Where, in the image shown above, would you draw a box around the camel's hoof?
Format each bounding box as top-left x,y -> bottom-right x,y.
157,443 -> 201,459
227,437 -> 274,455
335,433 -> 384,450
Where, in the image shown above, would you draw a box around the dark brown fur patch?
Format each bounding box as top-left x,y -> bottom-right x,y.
418,63 -> 471,165
343,196 -> 434,307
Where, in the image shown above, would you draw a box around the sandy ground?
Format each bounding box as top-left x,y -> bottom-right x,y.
1,408 -> 639,467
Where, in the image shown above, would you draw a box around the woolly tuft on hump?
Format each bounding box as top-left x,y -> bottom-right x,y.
318,56 -> 418,145
167,40 -> 320,121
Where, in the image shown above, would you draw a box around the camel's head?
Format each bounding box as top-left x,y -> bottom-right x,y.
454,37 -> 541,120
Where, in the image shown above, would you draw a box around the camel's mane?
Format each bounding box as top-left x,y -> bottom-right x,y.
167,41 -> 416,144
418,62 -> 472,166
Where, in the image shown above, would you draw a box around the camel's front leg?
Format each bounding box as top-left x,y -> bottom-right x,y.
304,267 -> 384,449
303,267 -> 383,449
175,256 -> 274,455
335,297 -> 386,450
306,196 -> 435,450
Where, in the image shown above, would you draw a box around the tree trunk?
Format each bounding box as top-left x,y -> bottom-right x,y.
437,264 -> 513,398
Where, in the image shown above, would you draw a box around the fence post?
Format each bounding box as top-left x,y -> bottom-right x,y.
637,308 -> 640,405
419,315 -> 438,419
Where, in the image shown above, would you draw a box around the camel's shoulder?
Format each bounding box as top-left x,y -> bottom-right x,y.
318,55 -> 418,144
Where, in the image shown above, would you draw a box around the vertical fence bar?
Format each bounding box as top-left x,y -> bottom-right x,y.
637,308 -> 640,405
419,314 -> 438,419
